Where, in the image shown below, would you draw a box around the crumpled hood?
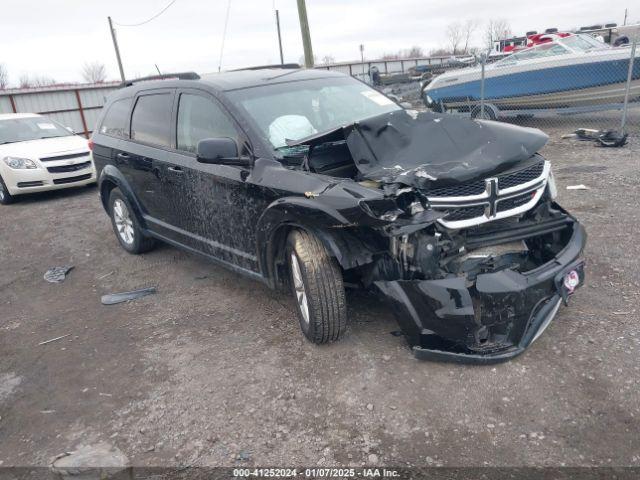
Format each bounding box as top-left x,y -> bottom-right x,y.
344,110 -> 548,188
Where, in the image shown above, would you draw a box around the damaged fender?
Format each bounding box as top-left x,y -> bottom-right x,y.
256,195 -> 386,288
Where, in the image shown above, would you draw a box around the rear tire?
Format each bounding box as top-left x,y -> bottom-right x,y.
286,229 -> 347,344
108,188 -> 156,254
0,175 -> 15,205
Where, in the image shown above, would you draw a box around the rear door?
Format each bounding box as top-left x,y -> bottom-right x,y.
92,97 -> 132,177
127,89 -> 178,227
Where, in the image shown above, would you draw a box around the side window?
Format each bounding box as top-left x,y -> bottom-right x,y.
100,98 -> 130,138
130,93 -> 173,147
176,93 -> 239,154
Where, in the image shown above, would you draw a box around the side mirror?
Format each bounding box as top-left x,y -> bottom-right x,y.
196,137 -> 250,167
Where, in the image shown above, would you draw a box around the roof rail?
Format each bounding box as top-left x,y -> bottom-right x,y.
122,72 -> 200,87
230,63 -> 301,72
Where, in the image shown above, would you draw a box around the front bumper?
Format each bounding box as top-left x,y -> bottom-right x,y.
2,161 -> 96,196
375,221 -> 586,364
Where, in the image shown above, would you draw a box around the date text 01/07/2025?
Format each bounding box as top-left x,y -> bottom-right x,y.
232,468 -> 401,477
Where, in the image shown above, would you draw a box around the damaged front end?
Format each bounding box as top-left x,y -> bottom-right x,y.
370,201 -> 586,363
286,110 -> 586,363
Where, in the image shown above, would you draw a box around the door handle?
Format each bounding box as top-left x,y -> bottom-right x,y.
167,166 -> 184,175
115,152 -> 130,164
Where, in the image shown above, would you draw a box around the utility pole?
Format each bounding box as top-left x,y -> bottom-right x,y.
275,9 -> 284,64
296,0 -> 314,68
360,44 -> 365,78
623,8 -> 628,26
108,16 -> 126,82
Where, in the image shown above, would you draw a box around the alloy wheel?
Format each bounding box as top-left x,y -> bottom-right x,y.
113,199 -> 135,245
290,252 -> 310,326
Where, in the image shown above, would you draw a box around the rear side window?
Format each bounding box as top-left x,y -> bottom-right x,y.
176,93 -> 238,153
130,93 -> 173,147
100,98 -> 130,138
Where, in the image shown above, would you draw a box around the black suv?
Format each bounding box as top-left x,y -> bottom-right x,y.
92,68 -> 586,363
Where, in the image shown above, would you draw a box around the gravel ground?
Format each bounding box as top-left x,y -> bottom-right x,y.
0,127 -> 639,470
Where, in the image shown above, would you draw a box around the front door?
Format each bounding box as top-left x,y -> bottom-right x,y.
168,89 -> 262,272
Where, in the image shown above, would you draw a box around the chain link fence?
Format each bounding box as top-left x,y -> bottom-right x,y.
417,33 -> 639,145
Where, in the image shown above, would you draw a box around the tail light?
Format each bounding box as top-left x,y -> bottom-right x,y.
88,138 -> 94,151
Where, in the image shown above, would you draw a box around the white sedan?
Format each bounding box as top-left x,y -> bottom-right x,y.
0,113 -> 96,204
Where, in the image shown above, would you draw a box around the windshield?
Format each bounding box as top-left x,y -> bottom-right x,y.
496,42 -> 569,65
227,76 -> 401,149
561,34 -> 605,52
0,116 -> 73,145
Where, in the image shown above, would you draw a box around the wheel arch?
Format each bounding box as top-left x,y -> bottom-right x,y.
98,166 -> 148,229
256,197 -> 380,290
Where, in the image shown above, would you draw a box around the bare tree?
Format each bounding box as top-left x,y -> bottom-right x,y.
404,46 -> 424,58
18,74 -> 57,88
18,74 -> 31,88
31,75 -> 57,87
462,19 -> 479,54
446,22 -> 464,55
321,55 -> 336,65
485,19 -> 512,50
429,47 -> 453,56
0,64 -> 8,89
81,62 -> 107,83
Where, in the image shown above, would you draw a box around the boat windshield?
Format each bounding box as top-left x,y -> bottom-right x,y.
560,34 -> 606,52
496,42 -> 569,64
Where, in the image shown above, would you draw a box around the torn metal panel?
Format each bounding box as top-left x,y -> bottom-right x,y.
373,218 -> 586,362
345,110 -> 548,186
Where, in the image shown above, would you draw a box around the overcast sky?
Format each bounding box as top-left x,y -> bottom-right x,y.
0,0 -> 634,85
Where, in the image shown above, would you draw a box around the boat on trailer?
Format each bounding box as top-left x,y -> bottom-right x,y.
422,34 -> 640,119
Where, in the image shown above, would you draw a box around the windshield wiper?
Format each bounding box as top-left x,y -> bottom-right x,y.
0,141 -> 18,145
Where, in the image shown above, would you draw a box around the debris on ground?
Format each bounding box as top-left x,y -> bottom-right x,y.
38,334 -> 71,346
563,128 -> 628,147
237,451 -> 251,461
97,271 -> 115,280
597,130 -> 628,147
566,185 -> 590,190
101,287 -> 157,305
50,443 -> 129,479
44,266 -> 74,283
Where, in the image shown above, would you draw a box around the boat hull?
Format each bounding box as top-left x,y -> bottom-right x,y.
424,52 -> 640,111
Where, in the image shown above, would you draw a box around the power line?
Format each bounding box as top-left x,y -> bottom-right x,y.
113,0 -> 178,27
218,0 -> 232,72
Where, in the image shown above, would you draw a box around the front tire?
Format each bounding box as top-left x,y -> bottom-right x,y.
287,229 -> 347,344
0,175 -> 15,205
108,188 -> 156,254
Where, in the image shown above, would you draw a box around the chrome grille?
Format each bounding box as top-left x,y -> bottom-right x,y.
47,161 -> 92,174
428,159 -> 549,228
444,205 -> 486,221
40,152 -> 90,162
428,181 -> 486,198
497,160 -> 545,190
496,192 -> 534,213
